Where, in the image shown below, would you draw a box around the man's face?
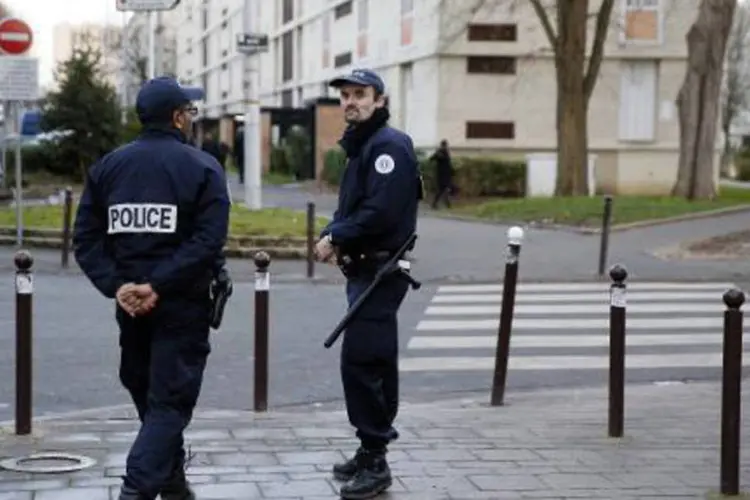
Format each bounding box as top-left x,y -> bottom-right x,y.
172,104 -> 197,137
339,84 -> 383,124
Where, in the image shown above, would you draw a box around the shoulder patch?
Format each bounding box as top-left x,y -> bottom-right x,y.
374,154 -> 395,174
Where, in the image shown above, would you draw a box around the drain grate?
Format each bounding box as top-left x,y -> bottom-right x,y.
0,452 -> 96,473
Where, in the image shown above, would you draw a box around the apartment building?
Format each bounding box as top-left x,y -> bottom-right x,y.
174,0 -> 713,194
52,22 -> 123,92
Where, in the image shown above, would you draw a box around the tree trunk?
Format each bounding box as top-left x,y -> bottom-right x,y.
556,66 -> 589,196
554,0 -> 590,196
673,0 -> 737,199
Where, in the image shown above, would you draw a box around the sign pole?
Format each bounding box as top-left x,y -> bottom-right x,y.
13,101 -> 22,247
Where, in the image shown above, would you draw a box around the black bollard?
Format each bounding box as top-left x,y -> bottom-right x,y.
253,251 -> 271,412
720,288 -> 745,495
490,226 -> 524,407
598,196 -> 613,277
608,264 -> 627,438
14,250 -> 33,435
61,187 -> 73,268
306,202 -> 315,279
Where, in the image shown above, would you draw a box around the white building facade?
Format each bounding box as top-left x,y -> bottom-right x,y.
172,0 -> 715,194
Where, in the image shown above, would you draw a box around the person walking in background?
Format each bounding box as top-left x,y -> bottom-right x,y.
233,124 -> 245,184
201,131 -> 226,169
430,139 -> 454,209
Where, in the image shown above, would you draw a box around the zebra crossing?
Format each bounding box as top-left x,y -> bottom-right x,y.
401,281 -> 745,373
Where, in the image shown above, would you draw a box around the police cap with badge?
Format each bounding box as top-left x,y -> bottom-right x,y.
329,68 -> 386,95
136,76 -> 205,124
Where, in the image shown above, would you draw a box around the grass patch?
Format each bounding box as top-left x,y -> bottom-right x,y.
449,187 -> 750,227
0,204 -> 329,239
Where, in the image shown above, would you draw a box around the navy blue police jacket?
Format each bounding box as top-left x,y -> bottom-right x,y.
72,127 -> 231,300
321,122 -> 420,255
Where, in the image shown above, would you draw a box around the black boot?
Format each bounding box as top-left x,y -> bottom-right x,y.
332,446 -> 366,482
160,466 -> 195,500
339,450 -> 392,499
160,448 -> 196,500
117,483 -> 149,500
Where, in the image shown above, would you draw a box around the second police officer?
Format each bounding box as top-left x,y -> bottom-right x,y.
314,68 -> 422,499
73,76 -> 231,500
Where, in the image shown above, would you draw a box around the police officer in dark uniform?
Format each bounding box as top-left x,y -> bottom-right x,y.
314,68 -> 421,499
73,76 -> 231,500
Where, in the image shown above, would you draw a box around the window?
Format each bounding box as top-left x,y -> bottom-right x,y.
282,0 -> 294,23
282,32 -> 293,82
466,121 -> 515,139
466,56 -> 516,74
621,0 -> 662,45
335,1 -> 352,19
334,51 -> 352,68
357,0 -> 368,31
281,89 -> 293,107
467,23 -> 517,42
618,60 -> 657,141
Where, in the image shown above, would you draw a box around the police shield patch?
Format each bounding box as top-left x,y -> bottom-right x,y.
374,154 -> 395,174
108,203 -> 178,234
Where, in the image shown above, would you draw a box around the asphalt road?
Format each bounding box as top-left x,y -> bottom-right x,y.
0,270 -> 745,422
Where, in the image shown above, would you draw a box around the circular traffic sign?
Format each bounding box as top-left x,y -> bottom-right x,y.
0,18 -> 33,55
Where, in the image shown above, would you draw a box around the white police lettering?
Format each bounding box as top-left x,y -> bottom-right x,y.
107,203 -> 177,234
374,154 -> 395,174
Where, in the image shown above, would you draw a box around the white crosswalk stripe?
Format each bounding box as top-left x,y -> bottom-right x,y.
401,282 -> 746,373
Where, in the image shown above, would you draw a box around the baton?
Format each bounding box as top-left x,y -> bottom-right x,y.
324,233 -> 421,348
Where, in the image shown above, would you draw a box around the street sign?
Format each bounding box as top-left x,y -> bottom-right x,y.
0,18 -> 32,55
20,109 -> 40,136
0,57 -> 39,101
237,33 -> 269,55
116,0 -> 180,11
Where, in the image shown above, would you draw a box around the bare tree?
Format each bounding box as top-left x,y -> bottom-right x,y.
439,0 -> 615,196
105,22 -> 148,88
673,0 -> 737,200
719,1 -> 750,176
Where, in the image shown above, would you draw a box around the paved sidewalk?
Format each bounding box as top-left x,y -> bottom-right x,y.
1,382 -> 749,499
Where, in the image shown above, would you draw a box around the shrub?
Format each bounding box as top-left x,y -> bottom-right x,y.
322,146 -> 347,186
734,149 -> 750,181
4,141 -> 63,179
320,147 -> 526,197
421,155 -> 526,197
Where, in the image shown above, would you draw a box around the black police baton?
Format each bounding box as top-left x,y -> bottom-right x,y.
210,268 -> 233,330
324,233 -> 421,349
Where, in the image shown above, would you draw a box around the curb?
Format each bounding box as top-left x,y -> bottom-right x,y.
424,204 -> 750,235
0,228 -> 310,261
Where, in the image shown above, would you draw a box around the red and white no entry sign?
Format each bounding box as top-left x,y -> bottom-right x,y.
0,18 -> 33,55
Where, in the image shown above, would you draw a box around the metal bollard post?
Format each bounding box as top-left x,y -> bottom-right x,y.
306,202 -> 315,279
608,264 -> 627,438
61,186 -> 73,268
720,288 -> 745,496
490,226 -> 524,407
14,250 -> 33,435
253,251 -> 270,412
598,196 -> 613,277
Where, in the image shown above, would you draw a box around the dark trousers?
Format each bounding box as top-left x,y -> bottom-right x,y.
431,184 -> 451,208
117,296 -> 211,499
341,275 -> 408,451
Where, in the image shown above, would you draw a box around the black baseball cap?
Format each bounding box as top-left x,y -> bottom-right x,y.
136,76 -> 205,124
329,68 -> 385,94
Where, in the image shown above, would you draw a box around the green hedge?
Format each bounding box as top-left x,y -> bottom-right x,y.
735,150 -> 750,181
320,146 -> 526,197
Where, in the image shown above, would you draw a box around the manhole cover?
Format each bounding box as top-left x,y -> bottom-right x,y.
0,452 -> 96,473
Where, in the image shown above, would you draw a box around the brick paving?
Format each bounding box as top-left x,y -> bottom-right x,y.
1,381 -> 749,499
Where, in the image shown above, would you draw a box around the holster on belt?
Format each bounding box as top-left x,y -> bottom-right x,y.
334,248 -> 391,279
209,268 -> 233,330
